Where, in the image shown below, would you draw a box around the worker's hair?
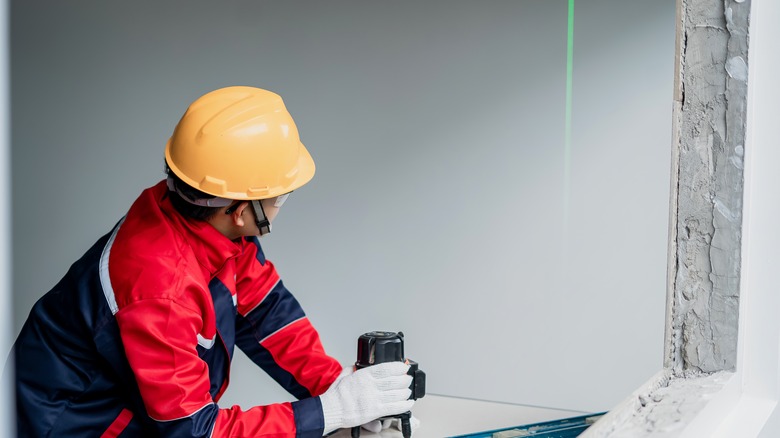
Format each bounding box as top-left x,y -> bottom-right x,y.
165,164 -> 223,221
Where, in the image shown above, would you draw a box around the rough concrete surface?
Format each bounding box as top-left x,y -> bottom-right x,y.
665,0 -> 749,375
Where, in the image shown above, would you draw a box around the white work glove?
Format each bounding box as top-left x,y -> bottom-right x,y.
362,416 -> 421,434
320,362 -> 414,434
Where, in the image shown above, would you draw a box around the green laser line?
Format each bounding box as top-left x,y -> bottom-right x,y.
564,0 -> 574,227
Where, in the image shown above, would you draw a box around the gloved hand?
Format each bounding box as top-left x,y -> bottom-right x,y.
320,362 -> 414,434
361,416 -> 421,434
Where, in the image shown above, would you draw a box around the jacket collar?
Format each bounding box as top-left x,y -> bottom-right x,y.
153,180 -> 243,276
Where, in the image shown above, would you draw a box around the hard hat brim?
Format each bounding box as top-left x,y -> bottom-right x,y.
164,140 -> 316,201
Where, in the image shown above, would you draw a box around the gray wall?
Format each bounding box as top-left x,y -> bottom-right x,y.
1,0 -> 12,433
10,0 -> 675,413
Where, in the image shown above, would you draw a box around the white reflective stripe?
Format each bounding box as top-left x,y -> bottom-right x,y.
197,334 -> 215,349
99,218 -> 125,315
149,401 -> 215,422
232,294 -> 237,307
242,278 -> 281,317
258,316 -> 306,345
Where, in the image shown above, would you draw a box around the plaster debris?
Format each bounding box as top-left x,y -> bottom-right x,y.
610,372 -> 732,437
580,371 -> 733,438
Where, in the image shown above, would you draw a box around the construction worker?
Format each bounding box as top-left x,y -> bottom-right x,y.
11,86 -> 414,437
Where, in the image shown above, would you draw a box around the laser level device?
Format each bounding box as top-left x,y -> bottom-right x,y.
351,331 -> 426,438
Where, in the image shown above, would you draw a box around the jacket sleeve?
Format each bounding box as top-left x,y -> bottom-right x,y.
234,236 -> 343,400
116,295 -> 326,438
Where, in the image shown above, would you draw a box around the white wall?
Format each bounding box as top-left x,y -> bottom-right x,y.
10,0 -> 674,413
746,2 -> 780,433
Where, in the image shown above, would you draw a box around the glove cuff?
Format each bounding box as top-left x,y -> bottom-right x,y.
320,392 -> 343,435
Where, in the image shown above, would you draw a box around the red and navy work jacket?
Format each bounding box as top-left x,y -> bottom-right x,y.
13,180 -> 342,437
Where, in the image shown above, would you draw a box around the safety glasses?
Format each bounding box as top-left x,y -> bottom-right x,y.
224,192 -> 292,236
224,192 -> 292,215
273,192 -> 291,208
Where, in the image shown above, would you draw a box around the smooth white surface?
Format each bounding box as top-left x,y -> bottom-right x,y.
327,394 -> 584,438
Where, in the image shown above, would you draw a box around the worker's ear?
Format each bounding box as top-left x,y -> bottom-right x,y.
227,202 -> 250,227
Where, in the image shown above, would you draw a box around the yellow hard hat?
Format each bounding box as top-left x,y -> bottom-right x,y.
165,86 -> 315,201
